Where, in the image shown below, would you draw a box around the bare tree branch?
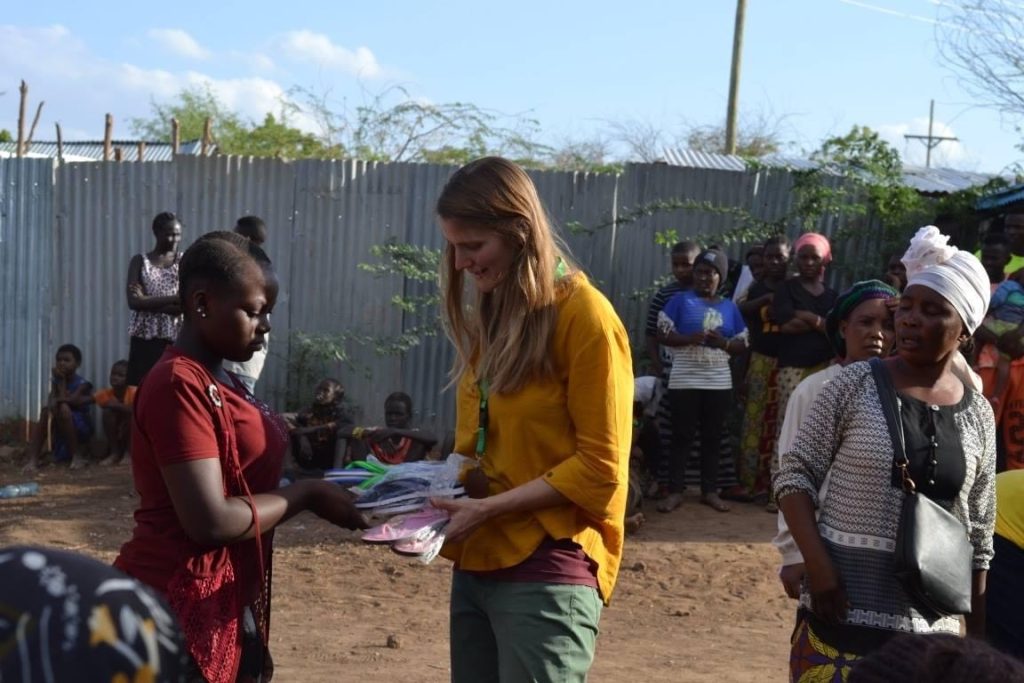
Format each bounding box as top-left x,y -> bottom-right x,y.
937,0 -> 1024,117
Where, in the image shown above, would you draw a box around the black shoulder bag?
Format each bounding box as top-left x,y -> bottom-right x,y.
869,358 -> 973,617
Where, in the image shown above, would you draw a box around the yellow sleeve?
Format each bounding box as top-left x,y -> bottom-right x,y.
544,289 -> 633,521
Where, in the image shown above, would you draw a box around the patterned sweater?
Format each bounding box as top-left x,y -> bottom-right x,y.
774,361 -> 997,635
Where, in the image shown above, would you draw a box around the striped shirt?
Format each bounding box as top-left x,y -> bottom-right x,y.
658,291 -> 747,391
646,282 -> 687,366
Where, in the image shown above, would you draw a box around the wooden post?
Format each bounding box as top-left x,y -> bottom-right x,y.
114,147 -> 124,162
25,101 -> 44,153
201,117 -> 212,156
171,118 -> 180,155
724,0 -> 747,155
55,123 -> 64,164
103,114 -> 113,161
137,141 -> 146,162
16,80 -> 27,157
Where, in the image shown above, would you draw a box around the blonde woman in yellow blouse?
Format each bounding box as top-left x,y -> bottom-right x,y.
429,157 -> 633,682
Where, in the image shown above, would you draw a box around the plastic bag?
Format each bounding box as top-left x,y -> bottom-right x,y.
354,454 -> 470,515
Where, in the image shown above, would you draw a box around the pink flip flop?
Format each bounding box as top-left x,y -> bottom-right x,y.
391,522 -> 448,562
361,508 -> 449,544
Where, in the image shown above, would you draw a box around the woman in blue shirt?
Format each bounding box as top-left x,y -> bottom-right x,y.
657,248 -> 748,513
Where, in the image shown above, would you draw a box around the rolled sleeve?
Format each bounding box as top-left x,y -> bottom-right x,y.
545,302 -> 633,522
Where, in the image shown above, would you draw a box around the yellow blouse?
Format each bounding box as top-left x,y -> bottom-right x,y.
440,273 -> 634,603
995,469 -> 1024,549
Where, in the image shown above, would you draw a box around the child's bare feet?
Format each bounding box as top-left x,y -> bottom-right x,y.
69,455 -> 89,470
99,453 -> 124,466
624,512 -> 645,534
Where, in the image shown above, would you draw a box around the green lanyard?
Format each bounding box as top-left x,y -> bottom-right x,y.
475,379 -> 490,459
472,259 -> 566,460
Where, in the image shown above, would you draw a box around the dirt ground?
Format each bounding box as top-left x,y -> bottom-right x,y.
0,456 -> 793,682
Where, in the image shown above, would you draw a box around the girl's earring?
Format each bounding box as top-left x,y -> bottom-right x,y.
196,307 -> 207,319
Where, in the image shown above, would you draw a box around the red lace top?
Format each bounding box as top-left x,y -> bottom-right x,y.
114,348 -> 287,683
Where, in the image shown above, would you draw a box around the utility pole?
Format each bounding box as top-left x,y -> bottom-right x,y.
724,0 -> 747,155
904,100 -> 957,169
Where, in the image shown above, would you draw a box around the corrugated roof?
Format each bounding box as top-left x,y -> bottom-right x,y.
663,147 -> 996,194
0,139 -> 207,161
976,182 -> 1024,211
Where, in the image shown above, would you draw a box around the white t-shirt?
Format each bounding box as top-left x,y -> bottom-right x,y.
224,334 -> 269,382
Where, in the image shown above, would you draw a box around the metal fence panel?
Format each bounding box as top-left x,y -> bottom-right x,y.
0,155 -> 899,435
0,158 -> 55,431
53,161 -> 178,400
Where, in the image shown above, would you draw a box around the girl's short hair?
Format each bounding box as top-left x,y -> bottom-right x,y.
178,231 -> 272,310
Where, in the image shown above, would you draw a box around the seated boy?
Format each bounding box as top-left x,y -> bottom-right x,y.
91,359 -> 137,466
289,378 -> 353,472
350,392 -> 438,465
23,344 -> 94,472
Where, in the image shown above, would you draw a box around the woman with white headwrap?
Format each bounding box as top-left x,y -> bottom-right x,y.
774,226 -> 997,680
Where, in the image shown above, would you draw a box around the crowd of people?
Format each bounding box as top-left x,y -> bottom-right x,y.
3,155 -> 1024,681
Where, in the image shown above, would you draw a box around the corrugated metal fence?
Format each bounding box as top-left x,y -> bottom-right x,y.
0,156 -> 886,435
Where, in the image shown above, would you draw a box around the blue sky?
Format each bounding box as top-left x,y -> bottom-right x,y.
2,0 -> 1020,171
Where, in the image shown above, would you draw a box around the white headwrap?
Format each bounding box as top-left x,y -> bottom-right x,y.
901,225 -> 990,334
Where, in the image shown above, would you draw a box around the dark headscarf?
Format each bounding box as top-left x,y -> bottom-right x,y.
825,279 -> 898,358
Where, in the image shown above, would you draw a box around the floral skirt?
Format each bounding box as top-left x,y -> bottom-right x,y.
736,352 -> 779,495
789,612 -> 861,682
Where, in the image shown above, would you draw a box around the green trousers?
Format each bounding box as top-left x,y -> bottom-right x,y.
450,570 -> 603,683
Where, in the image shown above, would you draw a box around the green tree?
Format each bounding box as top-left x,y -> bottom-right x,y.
130,85 -> 247,143
0,129 -> 12,143
220,113 -> 340,159
131,86 -> 341,159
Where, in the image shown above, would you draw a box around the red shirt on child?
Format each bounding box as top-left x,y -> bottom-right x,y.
114,348 -> 287,683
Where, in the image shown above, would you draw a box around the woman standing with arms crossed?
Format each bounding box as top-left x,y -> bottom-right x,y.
125,211 -> 184,385
115,231 -> 366,683
429,157 -> 633,682
775,227 -> 996,680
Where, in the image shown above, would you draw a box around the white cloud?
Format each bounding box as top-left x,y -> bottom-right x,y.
876,117 -> 975,169
275,30 -> 386,78
0,25 -> 310,139
147,28 -> 210,60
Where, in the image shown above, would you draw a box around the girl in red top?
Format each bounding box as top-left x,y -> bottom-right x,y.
114,231 -> 366,683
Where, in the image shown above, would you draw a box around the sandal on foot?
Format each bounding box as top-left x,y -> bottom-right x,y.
700,493 -> 730,512
657,493 -> 684,513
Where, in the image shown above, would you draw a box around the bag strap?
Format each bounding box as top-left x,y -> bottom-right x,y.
868,358 -> 916,494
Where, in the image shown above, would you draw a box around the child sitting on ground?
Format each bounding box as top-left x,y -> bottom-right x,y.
91,359 -> 137,466
350,392 -> 439,465
23,344 -> 94,472
289,378 -> 353,471
980,271 -> 1024,410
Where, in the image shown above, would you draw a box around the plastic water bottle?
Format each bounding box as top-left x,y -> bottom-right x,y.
0,482 -> 40,499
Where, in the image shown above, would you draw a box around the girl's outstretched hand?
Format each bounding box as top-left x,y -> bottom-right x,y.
309,481 -> 369,530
